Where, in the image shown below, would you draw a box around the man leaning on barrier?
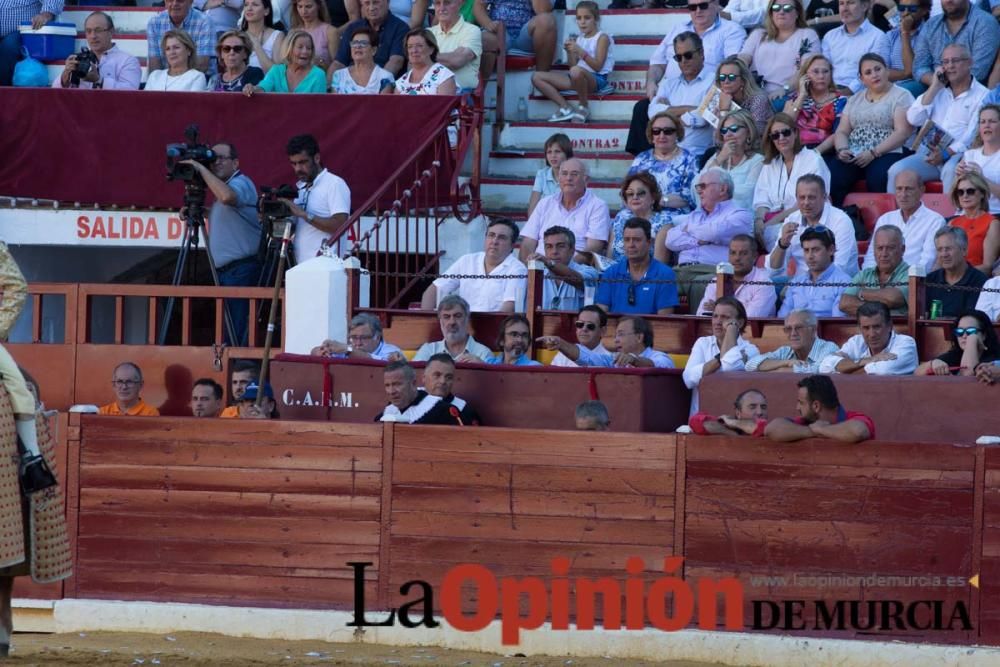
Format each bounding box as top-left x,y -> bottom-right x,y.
765,374 -> 874,443
746,309 -> 839,374
312,313 -> 404,361
376,360 -> 463,424
689,388 -> 769,436
819,301 -> 918,375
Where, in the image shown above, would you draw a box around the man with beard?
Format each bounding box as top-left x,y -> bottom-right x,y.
483,314 -> 542,366
413,295 -> 493,362
765,374 -> 874,442
281,134 -> 351,264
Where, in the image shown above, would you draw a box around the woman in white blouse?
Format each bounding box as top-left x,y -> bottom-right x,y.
752,112 -> 830,249
145,30 -> 208,92
330,26 -> 394,93
394,28 -> 456,95
241,0 -> 285,73
682,296 -> 760,416
955,104 -> 1000,214
696,109 -> 764,211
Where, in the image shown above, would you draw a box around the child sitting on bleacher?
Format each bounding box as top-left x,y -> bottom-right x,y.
530,1 -> 614,124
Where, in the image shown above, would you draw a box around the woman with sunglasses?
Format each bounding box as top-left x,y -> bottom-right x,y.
244,29 -> 328,94
628,111 -> 698,218
827,53 -> 914,207
949,173 -> 1000,275
702,56 -> 773,138
329,26 -> 394,93
241,0 -> 286,74
738,1 -> 819,102
697,109 -> 764,211
782,54 -> 845,155
954,105 -> 1000,215
213,31 -> 265,92
915,310 -> 1000,376
609,171 -> 673,264
752,113 -> 830,249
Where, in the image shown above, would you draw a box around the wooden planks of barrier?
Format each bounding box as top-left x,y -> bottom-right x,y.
71,417 -> 384,609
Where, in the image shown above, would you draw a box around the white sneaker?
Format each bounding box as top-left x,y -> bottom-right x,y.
571,106 -> 591,123
547,107 -> 575,122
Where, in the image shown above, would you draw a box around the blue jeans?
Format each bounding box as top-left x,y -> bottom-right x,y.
218,258 -> 261,346
0,32 -> 21,86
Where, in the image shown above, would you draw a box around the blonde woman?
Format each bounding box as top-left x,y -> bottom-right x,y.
701,56 -> 773,137
145,30 -> 208,92
738,0 -> 820,99
696,109 -> 764,211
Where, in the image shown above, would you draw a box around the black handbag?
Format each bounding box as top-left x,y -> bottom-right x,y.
18,445 -> 57,495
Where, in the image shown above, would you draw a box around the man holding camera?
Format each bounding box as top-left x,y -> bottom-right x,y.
282,134 -> 351,265
181,143 -> 260,345
52,12 -> 140,90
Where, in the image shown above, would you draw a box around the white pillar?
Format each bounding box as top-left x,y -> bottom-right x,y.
283,255 -> 368,354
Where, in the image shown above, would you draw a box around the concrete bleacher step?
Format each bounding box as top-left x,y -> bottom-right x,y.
497,122 -> 630,153
482,176 -> 623,211
489,151 -> 634,181
528,94 -> 641,121
62,7 -> 158,34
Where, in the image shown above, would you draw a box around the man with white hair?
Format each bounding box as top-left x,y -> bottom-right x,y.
665,167 -> 753,315
311,313 -> 404,361
519,158 -> 610,264
746,310 -> 839,373
412,295 -> 493,362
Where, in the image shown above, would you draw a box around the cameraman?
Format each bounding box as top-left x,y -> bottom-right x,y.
52,13 -> 140,90
181,143 -> 261,345
282,134 -> 351,265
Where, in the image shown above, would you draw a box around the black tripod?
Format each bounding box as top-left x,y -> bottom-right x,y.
157,179 -> 238,345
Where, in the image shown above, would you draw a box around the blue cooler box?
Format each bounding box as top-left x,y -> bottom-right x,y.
18,22 -> 77,61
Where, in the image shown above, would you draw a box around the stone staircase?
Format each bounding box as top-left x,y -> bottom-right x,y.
482,5 -> 687,219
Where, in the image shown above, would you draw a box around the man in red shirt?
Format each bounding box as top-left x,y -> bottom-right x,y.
764,375 -> 874,443
689,388 -> 769,437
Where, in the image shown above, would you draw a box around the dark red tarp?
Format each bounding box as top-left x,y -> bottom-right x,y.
0,89 -> 459,210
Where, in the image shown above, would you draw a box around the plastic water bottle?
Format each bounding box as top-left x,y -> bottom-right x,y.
517,96 -> 528,122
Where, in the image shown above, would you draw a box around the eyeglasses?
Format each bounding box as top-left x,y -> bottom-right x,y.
687,1 -> 711,10
897,3 -> 920,11
625,189 -> 649,198
348,334 -> 375,343
717,73 -> 741,82
673,50 -> 699,62
770,3 -> 796,11
575,321 -> 598,331
627,283 -> 637,306
955,327 -> 981,337
112,380 -> 140,388
782,325 -> 812,334
940,57 -> 969,66
85,27 -> 111,35
506,331 -> 531,339
214,155 -> 233,162
220,44 -> 246,53
955,187 -> 980,197
769,128 -> 794,140
651,126 -> 677,136
694,181 -> 719,191
350,40 -> 372,48
807,224 -> 835,243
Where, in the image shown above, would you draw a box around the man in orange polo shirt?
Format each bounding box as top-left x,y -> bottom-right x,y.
220,361 -> 258,418
98,362 -> 160,416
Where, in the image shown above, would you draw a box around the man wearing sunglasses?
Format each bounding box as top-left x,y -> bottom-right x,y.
666,168 -> 754,312
820,0 -> 884,93
819,301 -> 918,375
644,32 -> 715,158
537,305 -> 613,367
873,0 -> 931,97
925,226 -> 988,318
628,0 -> 745,155
913,0 -> 1000,88
594,218 -> 679,316
53,12 -> 140,90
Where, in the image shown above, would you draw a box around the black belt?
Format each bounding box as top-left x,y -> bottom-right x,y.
217,255 -> 259,274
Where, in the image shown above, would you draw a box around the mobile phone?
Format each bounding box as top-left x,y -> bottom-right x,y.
805,79 -> 811,92
937,71 -> 948,85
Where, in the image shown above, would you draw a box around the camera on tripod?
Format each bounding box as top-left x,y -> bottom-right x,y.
259,185 -> 297,219
70,47 -> 99,85
166,125 -> 215,182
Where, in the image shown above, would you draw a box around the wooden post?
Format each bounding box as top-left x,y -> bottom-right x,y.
525,259 -> 545,358
908,265 -> 926,339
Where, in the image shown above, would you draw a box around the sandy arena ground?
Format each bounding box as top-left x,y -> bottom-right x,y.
4,632 -> 733,666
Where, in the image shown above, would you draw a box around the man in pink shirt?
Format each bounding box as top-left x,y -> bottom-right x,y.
696,234 -> 775,317
52,12 -> 141,90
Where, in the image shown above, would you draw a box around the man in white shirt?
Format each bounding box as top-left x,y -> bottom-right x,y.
310,313 -> 405,361
519,159 -> 610,263
765,175 -> 858,278
647,32 -> 716,158
697,234 -> 777,317
820,0 -> 884,92
421,218 -> 527,313
283,134 -> 351,264
720,0 -> 770,29
818,301 -> 918,374
683,296 -> 760,415
976,276 -> 1000,323
536,305 -> 613,367
863,171 -> 945,272
889,43 -> 988,190
627,0 -> 746,155
412,295 -> 494,362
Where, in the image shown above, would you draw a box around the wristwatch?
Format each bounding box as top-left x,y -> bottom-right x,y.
307,213 -> 316,225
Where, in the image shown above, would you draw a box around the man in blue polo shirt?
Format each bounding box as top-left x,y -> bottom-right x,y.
484,314 -> 542,366
594,217 -> 679,315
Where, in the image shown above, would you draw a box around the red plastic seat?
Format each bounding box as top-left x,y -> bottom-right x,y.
505,55 -> 535,70
843,193 -> 895,234
925,180 -> 943,194
922,193 -> 956,219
